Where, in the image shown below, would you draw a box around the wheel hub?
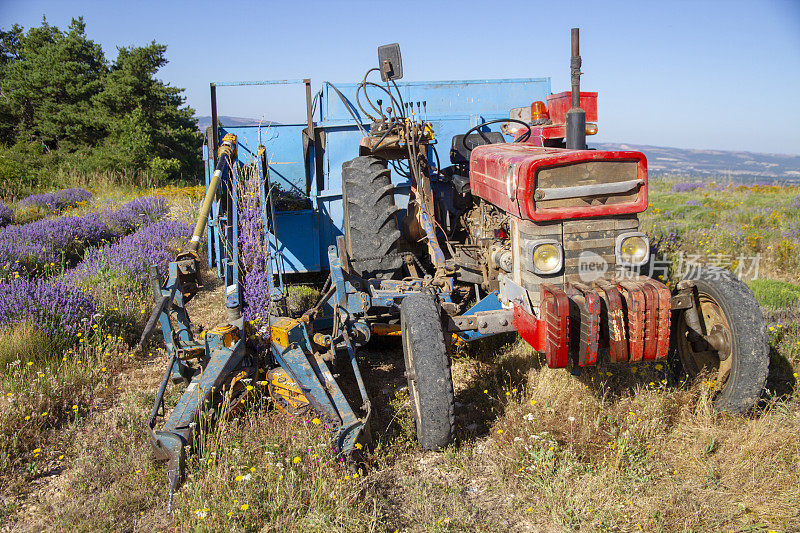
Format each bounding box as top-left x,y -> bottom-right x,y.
677,292 -> 734,389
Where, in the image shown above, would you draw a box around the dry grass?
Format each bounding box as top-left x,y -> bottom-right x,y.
2,179 -> 799,531
2,313 -> 798,532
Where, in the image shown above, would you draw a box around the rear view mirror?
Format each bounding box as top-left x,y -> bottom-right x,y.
378,43 -> 403,81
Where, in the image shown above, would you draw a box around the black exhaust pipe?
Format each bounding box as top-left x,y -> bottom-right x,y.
566,28 -> 587,150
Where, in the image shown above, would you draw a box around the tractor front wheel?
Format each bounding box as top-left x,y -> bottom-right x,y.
400,293 -> 455,450
673,268 -> 769,414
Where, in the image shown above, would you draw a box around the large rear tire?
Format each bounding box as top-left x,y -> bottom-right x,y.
400,293 -> 455,450
673,268 -> 768,414
341,156 -> 402,279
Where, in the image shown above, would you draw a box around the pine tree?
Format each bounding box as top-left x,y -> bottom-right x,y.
0,17 -> 202,184
94,42 -> 201,177
2,17 -> 106,152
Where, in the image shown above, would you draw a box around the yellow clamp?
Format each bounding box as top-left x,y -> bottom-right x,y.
271,317 -> 299,347
218,133 -> 237,159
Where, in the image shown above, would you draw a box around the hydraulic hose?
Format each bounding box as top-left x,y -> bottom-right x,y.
186,135 -> 236,255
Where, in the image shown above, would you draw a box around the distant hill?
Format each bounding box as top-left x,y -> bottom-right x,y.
594,143 -> 800,184
195,115 -> 279,131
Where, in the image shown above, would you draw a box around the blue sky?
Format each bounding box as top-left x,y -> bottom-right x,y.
2,0 -> 799,154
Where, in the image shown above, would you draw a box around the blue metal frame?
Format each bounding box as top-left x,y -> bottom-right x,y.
204,77 -> 551,275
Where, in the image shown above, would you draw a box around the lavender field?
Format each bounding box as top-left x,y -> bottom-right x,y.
0,179 -> 798,532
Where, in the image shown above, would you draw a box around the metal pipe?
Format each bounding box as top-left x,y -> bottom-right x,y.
566,28 -> 587,150
188,150 -> 230,254
210,83 -> 219,168
571,28 -> 580,109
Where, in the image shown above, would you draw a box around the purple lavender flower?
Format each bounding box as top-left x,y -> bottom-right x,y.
67,220 -> 191,288
0,214 -> 114,276
103,196 -> 169,234
671,182 -> 705,193
685,200 -> 702,207
0,201 -> 11,227
237,173 -> 273,325
19,188 -> 92,213
0,278 -> 96,342
0,196 -> 169,277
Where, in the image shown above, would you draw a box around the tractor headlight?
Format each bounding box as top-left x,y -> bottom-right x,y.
616,233 -> 650,267
527,239 -> 563,275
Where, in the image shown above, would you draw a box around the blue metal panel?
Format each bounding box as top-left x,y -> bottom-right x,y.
218,124 -> 310,197
320,78 -> 551,125
272,210 -> 321,273
206,77 -> 551,275
458,291 -> 504,342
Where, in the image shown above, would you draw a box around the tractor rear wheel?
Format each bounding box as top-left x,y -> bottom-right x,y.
673,268 -> 769,414
341,156 -> 402,279
400,293 -> 455,450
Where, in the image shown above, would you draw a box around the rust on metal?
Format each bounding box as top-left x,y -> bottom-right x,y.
267,367 -> 310,415
594,280 -> 628,363
271,317 -> 299,347
372,323 -> 402,336
639,282 -> 659,360
640,276 -> 672,360
619,281 -> 645,362
541,283 -> 570,369
567,282 -> 601,366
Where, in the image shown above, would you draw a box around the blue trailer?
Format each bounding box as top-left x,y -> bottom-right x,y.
203,77 -> 550,278
144,73 -> 553,510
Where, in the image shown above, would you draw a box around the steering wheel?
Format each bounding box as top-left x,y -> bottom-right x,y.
461,118 -> 532,152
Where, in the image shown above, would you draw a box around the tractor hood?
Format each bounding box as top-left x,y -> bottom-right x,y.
468,144 -> 648,221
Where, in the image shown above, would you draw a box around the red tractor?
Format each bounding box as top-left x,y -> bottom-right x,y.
336,28 -> 769,450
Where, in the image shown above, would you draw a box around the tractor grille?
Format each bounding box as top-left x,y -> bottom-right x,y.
534,160 -> 641,211
515,215 -> 640,306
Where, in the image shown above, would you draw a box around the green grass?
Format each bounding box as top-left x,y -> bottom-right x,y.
642,179 -> 800,281
749,279 -> 800,309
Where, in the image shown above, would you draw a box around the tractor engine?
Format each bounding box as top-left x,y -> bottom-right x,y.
462,142 -> 670,370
